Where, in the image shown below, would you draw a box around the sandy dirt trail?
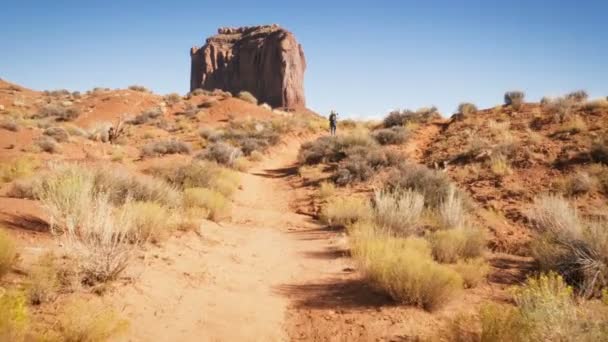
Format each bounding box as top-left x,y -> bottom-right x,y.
111,138 -> 350,341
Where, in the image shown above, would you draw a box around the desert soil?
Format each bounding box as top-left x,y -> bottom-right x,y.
108,137 -> 356,341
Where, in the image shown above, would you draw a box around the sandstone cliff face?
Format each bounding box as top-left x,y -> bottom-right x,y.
190,25 -> 306,109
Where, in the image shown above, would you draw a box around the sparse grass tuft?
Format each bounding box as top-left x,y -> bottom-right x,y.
438,185 -> 468,229
452,257 -> 490,288
318,181 -> 336,200
237,91 -> 258,104
488,154 -> 512,177
128,85 -> 149,92
183,187 -> 230,222
372,189 -> 424,236
440,272 -> 608,341
44,126 -> 70,142
528,195 -> 608,296
141,139 -> 192,157
163,93 -> 182,105
349,223 -> 463,310
382,107 -> 440,128
128,107 -> 163,125
0,119 -> 19,132
196,142 -> 243,168
558,115 -> 587,134
37,104 -> 81,121
458,102 -> 478,116
566,171 -> 594,196
28,253 -> 60,305
120,201 -> 173,243
320,197 -> 372,227
147,161 -> 239,197
53,299 -> 129,342
504,91 -> 525,110
591,134 -> 608,164
0,230 -> 17,278
429,227 -> 485,263
565,90 -> 588,103
38,137 -> 60,153
371,126 -> 409,145
0,290 -> 28,341
0,157 -> 38,183
385,163 -> 456,208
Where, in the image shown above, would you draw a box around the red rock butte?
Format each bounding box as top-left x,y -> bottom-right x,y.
190,25 -> 306,109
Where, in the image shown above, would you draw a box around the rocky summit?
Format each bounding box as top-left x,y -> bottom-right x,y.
190,25 -> 306,109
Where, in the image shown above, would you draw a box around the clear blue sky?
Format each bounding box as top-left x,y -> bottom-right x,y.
1,0 -> 607,118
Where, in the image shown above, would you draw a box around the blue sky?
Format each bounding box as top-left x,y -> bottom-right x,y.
1,0 -> 606,118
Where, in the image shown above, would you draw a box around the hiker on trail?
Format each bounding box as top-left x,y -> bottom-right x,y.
329,110 -> 338,136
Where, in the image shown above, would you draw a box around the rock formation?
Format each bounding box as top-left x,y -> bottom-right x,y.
190,25 -> 306,109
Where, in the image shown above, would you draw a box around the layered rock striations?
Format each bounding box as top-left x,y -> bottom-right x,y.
190,25 -> 306,108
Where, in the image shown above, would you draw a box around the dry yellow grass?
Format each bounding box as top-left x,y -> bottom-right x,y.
0,156 -> 38,183
183,187 -> 230,222
0,229 -> 17,278
429,227 -> 485,263
0,290 -> 28,341
320,197 -> 372,227
349,222 -> 463,311
120,201 -> 173,243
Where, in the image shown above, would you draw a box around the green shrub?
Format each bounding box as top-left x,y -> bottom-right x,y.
429,227 -> 485,263
183,188 -> 230,222
237,91 -> 258,104
504,91 -> 525,109
0,230 -> 17,278
349,223 -> 463,310
372,189 -> 424,236
0,290 -> 28,341
320,197 -> 372,227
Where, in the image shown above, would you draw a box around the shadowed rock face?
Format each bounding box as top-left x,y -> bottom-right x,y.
190,25 -> 306,109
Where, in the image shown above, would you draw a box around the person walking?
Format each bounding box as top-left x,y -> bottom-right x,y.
329,110 -> 338,136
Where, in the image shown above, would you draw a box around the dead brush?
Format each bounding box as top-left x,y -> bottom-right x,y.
372,189 -> 424,236
504,90 -> 525,110
529,195 -> 608,297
